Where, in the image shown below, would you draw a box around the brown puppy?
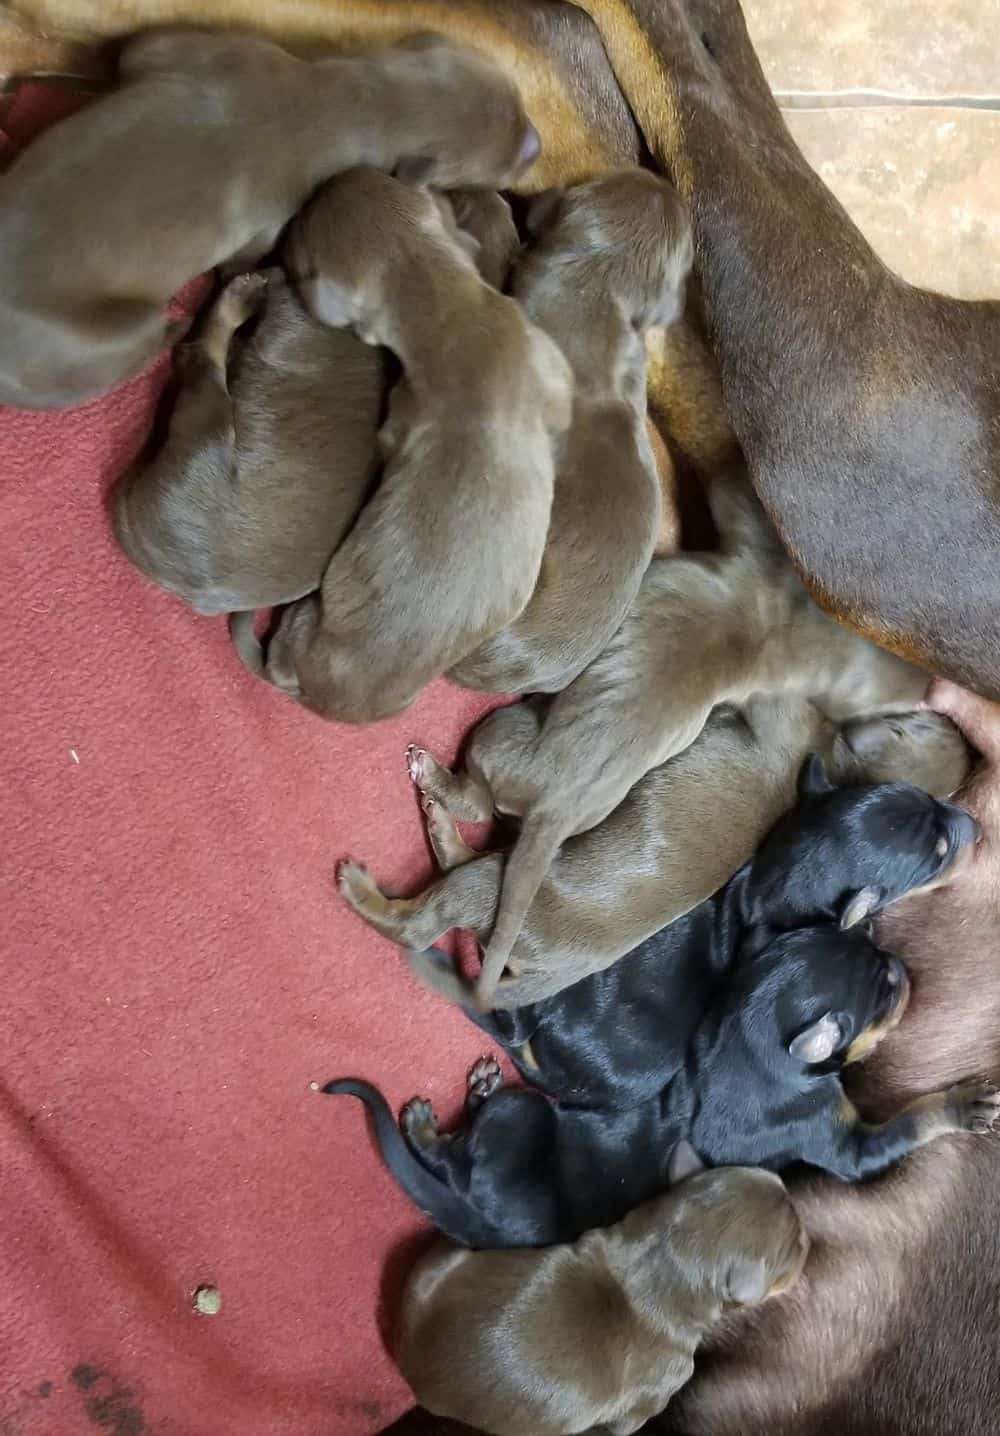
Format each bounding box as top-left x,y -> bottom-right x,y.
449,169 -> 692,695
396,1147 -> 806,1436
113,191 -> 518,616
232,169 -> 572,723
340,705 -> 969,1008
0,28 -> 539,410
416,473 -> 928,1007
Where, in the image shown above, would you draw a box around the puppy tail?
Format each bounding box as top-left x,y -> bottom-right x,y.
322,1078 -> 497,1248
474,815 -> 563,1011
230,610 -> 266,678
407,946 -> 478,1007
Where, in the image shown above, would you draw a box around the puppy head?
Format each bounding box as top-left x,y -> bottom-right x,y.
663,1159 -> 808,1311
519,168 -> 693,329
828,710 -> 973,798
747,753 -> 980,929
387,34 -> 540,189
737,925 -> 911,1075
440,189 -> 520,289
285,168 -> 470,337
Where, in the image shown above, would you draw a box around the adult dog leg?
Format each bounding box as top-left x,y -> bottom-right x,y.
567,0 -> 1000,695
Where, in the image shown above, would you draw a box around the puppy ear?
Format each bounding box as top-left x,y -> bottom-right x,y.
788,1013 -> 842,1065
667,1139 -> 706,1184
797,751 -> 835,801
524,188 -> 564,238
726,1256 -> 771,1306
395,152 -> 438,187
839,885 -> 884,929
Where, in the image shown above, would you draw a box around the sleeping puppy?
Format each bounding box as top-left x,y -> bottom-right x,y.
113,192 -> 518,615
395,1150 -> 807,1436
413,758 -> 980,1109
231,168 -> 571,723
325,926 -> 1000,1248
339,703 -> 969,1011
449,168 -> 692,695
413,471 -> 931,1007
0,29 -> 540,410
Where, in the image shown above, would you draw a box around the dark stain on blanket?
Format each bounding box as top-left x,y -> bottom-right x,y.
70,1365 -> 146,1435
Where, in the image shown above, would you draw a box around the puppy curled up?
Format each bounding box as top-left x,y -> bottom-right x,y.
233,167 -> 572,723
449,167 -> 693,695
114,191 -> 519,615
395,1148 -> 807,1436
0,29 -> 541,410
341,702 -> 970,1008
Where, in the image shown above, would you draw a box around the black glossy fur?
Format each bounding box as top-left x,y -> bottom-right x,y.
425,759 -> 979,1110
325,924 -> 948,1248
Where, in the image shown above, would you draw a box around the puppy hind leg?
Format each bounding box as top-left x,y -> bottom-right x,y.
400,1098 -> 460,1184
407,745 -> 494,821
422,797 -> 478,872
337,853 -> 505,948
466,1055 -> 504,1111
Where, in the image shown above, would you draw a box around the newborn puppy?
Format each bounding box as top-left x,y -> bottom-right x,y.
340,706 -> 970,1007
396,1151 -> 807,1436
233,169 -> 571,723
0,29 -> 540,409
418,758 -> 980,1109
326,928 -> 999,1248
450,168 -> 692,694
114,192 -> 518,615
423,470 -> 931,1006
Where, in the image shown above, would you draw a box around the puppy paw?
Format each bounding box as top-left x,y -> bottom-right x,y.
953,1081 -> 1000,1134
466,1055 -> 503,1108
401,1096 -> 439,1143
336,859 -> 382,914
219,269 -> 269,324
406,744 -> 432,791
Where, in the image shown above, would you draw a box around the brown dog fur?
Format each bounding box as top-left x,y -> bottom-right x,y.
415,473 -> 929,1007
396,1154 -> 806,1436
339,705 -> 970,1009
0,27 -> 540,409
231,168 -> 571,723
113,190 -> 518,617
449,168 -> 692,696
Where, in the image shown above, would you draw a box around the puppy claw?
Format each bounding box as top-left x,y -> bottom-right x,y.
406,744 -> 430,790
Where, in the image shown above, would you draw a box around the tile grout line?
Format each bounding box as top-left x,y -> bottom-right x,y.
777,89 -> 1000,111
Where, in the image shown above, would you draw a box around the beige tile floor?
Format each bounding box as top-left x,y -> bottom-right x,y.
1,3 -> 998,296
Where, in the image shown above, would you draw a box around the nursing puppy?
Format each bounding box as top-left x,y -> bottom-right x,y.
0,29 -> 540,410
450,168 -> 692,694
418,759 -> 980,1109
114,192 -> 518,615
326,927 -> 999,1247
424,472 -> 932,1006
340,706 -> 970,1007
231,169 -> 572,722
396,1152 -> 807,1436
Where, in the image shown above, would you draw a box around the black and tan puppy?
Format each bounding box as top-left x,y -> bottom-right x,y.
417,472 -> 933,1007
114,192 -> 518,615
340,705 -> 971,1007
232,168 -> 571,723
326,926 -> 999,1248
0,30 -> 540,411
412,759 -> 981,1109
395,1150 -> 806,1436
450,168 -> 691,695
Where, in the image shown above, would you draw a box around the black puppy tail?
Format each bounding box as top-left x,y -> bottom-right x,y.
474,814 -> 563,1010
230,610 -> 266,677
322,1077 -> 497,1248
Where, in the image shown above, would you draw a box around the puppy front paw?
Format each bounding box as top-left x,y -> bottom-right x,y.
951,1081 -> 1000,1134
217,270 -> 269,328
336,859 -> 383,915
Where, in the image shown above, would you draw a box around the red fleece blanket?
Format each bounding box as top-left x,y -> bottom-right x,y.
1,86 -> 505,1436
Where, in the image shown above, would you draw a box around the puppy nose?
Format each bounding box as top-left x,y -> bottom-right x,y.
517,123 -> 542,170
